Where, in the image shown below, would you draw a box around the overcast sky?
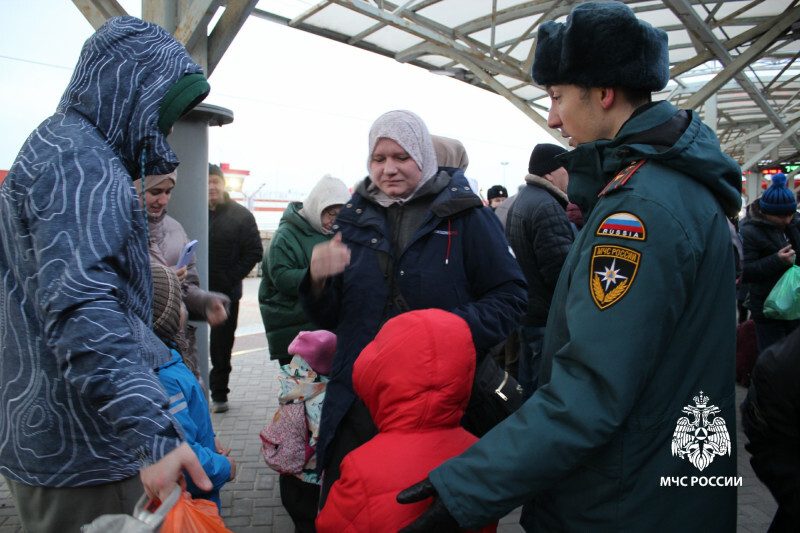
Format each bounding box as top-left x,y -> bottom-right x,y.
0,1 -> 556,199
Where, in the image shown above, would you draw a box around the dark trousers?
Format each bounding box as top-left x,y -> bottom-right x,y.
754,317 -> 800,354
318,399 -> 377,509
5,474 -> 142,533
210,298 -> 240,402
280,474 -> 320,533
518,325 -> 546,400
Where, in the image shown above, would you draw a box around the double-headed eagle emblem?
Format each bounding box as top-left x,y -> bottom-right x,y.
671,392 -> 731,471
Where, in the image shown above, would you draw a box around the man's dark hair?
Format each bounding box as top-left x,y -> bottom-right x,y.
577,85 -> 651,109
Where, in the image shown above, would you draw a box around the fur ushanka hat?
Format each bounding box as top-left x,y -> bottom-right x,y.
532,1 -> 669,92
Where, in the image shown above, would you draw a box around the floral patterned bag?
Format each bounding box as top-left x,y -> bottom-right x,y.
260,402 -> 314,474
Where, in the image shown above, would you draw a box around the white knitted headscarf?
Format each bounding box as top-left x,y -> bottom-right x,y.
367,110 -> 439,206
299,175 -> 352,235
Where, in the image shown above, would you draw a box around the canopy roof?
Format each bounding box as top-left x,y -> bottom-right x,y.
252,0 -> 800,174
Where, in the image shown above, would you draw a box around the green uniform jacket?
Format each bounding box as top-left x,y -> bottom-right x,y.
259,202 -> 331,360
430,101 -> 742,532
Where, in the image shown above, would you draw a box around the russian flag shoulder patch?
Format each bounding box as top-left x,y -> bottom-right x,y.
596,212 -> 646,241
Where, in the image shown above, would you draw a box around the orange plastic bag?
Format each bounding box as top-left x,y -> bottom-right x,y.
160,491 -> 233,533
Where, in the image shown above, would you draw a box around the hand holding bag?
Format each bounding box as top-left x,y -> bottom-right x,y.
763,265 -> 800,320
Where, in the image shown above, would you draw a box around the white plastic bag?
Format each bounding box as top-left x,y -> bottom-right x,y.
81,484 -> 181,533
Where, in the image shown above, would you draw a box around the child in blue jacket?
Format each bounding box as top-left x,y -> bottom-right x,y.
151,263 -> 236,509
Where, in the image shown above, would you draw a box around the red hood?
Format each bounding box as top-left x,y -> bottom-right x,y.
353,309 -> 475,432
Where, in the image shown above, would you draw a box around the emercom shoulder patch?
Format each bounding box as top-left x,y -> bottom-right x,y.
599,159 -> 647,197
596,212 -> 646,240
590,245 -> 641,310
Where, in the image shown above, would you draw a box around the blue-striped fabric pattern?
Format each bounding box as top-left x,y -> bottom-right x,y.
0,16 -> 205,488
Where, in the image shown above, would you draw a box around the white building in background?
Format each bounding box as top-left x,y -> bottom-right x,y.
229,193 -> 293,232
218,162 -> 303,232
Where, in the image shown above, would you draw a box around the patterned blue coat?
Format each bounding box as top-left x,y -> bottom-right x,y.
0,17 -> 206,487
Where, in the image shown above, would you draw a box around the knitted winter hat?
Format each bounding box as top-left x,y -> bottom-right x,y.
151,263 -> 182,344
529,143 -> 568,176
532,1 -> 669,92
487,185 -> 508,201
760,173 -> 797,216
208,163 -> 225,179
288,330 -> 337,376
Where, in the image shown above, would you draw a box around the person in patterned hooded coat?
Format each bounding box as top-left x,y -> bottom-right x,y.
0,16 -> 212,533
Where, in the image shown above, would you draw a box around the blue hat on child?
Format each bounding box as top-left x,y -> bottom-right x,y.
760,173 -> 797,216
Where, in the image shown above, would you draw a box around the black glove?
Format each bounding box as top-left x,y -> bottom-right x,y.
397,478 -> 461,533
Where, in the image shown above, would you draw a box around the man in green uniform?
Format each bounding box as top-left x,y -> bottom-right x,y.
398,2 -> 742,531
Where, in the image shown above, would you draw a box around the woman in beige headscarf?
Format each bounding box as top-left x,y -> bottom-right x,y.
136,171 -> 229,379
299,109 -> 527,508
431,134 -> 469,171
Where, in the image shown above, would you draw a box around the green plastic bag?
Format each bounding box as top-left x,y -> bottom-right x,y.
763,265 -> 800,320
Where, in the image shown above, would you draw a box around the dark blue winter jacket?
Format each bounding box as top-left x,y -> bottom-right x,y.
300,168 -> 527,470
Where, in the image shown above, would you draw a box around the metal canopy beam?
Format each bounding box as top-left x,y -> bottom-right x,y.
70,0 -> 800,173
72,0 -> 257,77
207,0 -> 259,75
173,0 -> 216,52
72,0 -> 127,29
663,0 -> 800,151
741,119 -> 800,170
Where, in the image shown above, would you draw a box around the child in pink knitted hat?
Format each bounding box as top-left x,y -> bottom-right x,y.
260,329 -> 336,531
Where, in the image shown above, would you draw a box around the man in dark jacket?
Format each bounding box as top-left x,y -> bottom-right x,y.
505,143 -> 574,397
740,173 -> 800,353
742,326 -> 800,532
486,185 -> 508,210
399,2 -> 741,531
208,164 -> 263,413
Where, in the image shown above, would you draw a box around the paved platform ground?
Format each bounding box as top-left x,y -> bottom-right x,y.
0,278 -> 778,532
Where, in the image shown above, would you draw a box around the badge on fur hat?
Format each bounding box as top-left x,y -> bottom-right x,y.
590,245 -> 640,310
596,212 -> 646,240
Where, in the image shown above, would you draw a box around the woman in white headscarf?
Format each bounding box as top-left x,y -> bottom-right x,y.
259,174 -> 351,366
299,110 -> 527,506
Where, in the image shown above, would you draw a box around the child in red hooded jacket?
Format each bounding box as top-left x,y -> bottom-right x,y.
316,309 -> 496,533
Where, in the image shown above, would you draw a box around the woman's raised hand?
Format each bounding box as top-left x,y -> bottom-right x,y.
310,232 -> 351,293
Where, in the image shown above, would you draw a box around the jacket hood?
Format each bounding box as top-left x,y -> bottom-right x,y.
298,175 -> 351,235
57,16 -> 208,178
563,101 -> 742,217
279,202 -> 312,234
353,309 -> 476,432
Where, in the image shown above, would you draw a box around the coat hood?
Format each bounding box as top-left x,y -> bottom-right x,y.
57,16 -> 208,178
563,101 -> 742,217
353,309 -> 475,432
298,175 -> 351,235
